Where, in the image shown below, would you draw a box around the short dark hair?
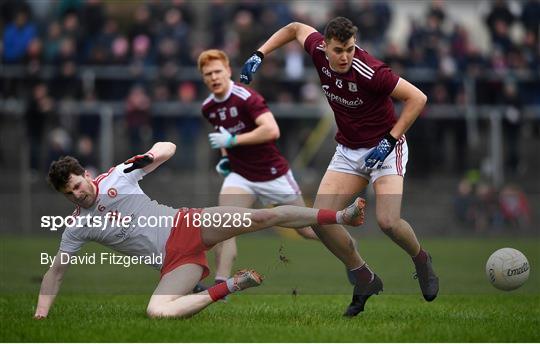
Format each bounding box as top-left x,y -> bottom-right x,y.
324,17 -> 358,43
48,156 -> 85,191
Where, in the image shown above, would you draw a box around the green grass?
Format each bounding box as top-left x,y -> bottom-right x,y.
1,234 -> 539,342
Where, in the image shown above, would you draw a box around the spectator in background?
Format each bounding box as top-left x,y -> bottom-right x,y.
175,82 -> 199,169
130,34 -> 154,77
521,0 -> 540,38
125,85 -> 151,156
356,0 -> 392,55
499,184 -> 531,230
25,83 -> 55,172
151,81 -> 171,143
232,10 -> 263,64
3,6 -> 36,64
25,38 -> 43,77
160,7 -> 192,65
78,91 -> 100,141
128,5 -> 156,44
60,10 -> 82,43
471,182 -> 501,233
79,0 -> 106,54
485,0 -> 515,54
207,0 -> 229,49
51,60 -> 82,100
47,127 -> 72,169
454,178 -> 475,227
500,81 -> 523,176
170,0 -> 196,27
44,21 -> 63,63
110,36 -> 130,65
76,135 -> 98,176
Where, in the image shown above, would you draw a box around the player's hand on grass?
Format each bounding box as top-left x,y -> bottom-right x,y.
34,311 -> 47,319
123,153 -> 154,173
364,133 -> 397,169
216,157 -> 231,177
240,51 -> 264,84
209,126 -> 237,149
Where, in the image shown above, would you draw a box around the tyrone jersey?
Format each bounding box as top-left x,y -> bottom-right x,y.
201,81 -> 289,182
59,164 -> 178,269
304,32 -> 400,149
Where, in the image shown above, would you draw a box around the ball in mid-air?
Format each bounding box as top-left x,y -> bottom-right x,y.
486,248 -> 530,291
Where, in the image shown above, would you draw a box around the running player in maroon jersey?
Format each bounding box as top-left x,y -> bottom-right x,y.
240,17 -> 439,316
198,49 -> 318,288
35,142 -> 366,319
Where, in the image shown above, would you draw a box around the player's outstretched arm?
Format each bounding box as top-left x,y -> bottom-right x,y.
240,22 -> 316,84
258,22 -> 317,56
388,78 -> 428,139
123,142 -> 176,174
34,251 -> 71,319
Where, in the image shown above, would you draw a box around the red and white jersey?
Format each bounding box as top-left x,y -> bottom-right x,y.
201,81 -> 289,182
59,164 -> 178,269
304,32 -> 400,149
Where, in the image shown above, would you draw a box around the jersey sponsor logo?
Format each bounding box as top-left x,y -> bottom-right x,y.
336,79 -> 343,88
230,106 -> 238,118
348,82 -> 358,92
321,85 -> 364,108
227,121 -> 246,134
321,67 -> 331,77
107,188 -> 117,198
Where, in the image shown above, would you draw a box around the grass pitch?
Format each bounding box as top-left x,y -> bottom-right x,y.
1,234 -> 539,342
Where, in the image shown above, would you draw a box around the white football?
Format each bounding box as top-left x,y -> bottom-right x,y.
485,248 -> 530,291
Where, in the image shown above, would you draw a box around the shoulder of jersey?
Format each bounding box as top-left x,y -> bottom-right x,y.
231,83 -> 252,101
352,47 -> 375,80
202,94 -> 214,107
94,166 -> 116,185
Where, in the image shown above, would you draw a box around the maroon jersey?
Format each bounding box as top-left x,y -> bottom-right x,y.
304,32 -> 400,149
202,81 -> 289,182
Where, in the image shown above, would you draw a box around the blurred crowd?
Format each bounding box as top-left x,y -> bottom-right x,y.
1,0 -> 539,177
454,171 -> 531,233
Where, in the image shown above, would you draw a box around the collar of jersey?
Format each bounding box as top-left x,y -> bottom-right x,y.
212,80 -> 234,103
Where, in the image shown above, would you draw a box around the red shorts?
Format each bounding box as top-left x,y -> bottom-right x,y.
160,208 -> 212,280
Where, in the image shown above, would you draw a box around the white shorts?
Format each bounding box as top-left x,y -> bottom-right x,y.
221,169 -> 302,206
327,137 -> 408,183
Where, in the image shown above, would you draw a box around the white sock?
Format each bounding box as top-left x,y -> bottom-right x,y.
225,277 -> 238,292
336,210 -> 344,224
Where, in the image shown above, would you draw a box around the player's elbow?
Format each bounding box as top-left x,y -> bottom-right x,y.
417,91 -> 428,107
287,22 -> 301,34
161,142 -> 176,157
269,127 -> 280,140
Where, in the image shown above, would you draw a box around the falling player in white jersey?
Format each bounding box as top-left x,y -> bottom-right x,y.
34,142 -> 366,319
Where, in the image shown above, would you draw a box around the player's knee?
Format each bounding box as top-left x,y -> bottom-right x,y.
376,215 -> 399,234
146,304 -> 164,319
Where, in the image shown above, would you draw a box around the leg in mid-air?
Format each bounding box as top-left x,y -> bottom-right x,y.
311,170 -> 384,317
147,199 -> 366,318
284,195 -> 320,240
373,175 -> 439,301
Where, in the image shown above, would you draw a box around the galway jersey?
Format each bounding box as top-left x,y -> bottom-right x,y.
59,164 -> 178,269
201,81 -> 289,182
304,32 -> 400,149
